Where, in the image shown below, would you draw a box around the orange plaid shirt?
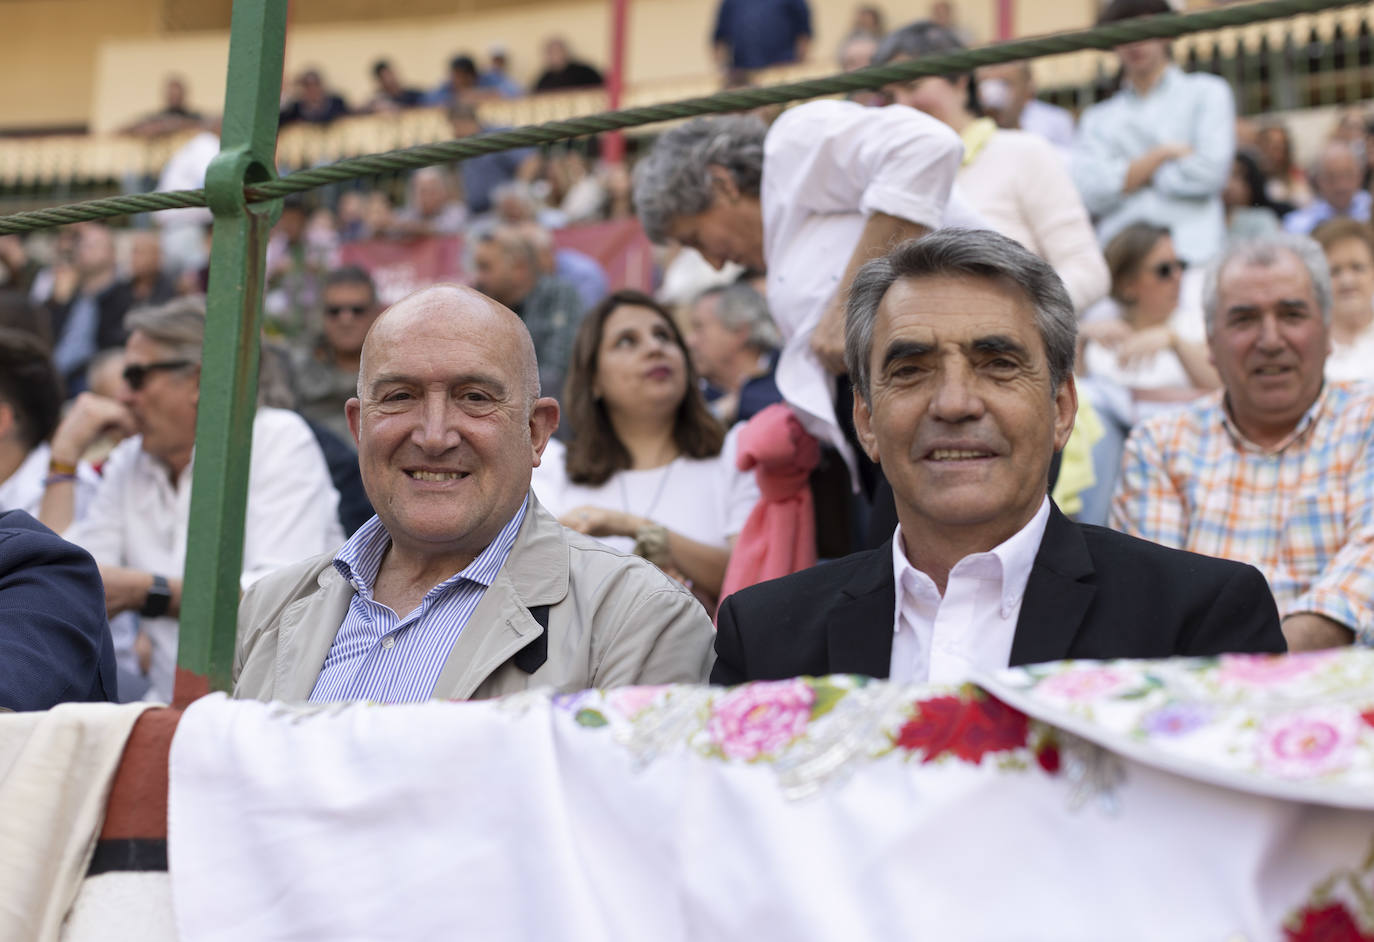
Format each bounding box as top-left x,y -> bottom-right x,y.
1111,382 -> 1374,641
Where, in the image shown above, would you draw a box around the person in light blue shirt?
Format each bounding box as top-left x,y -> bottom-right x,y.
1282,142 -> 1372,235
1071,0 -> 1235,266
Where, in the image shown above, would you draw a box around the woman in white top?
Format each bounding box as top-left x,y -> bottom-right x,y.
533,290 -> 757,610
1313,218 -> 1374,383
873,21 -> 1110,313
1079,222 -> 1219,411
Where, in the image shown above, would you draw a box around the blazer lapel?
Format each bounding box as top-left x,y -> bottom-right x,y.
825,545 -> 897,678
1009,504 -> 1097,667
274,567 -> 357,700
431,494 -> 569,700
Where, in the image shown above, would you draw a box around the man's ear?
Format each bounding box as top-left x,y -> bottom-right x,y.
852,390 -> 882,465
345,397 -> 362,448
707,165 -> 740,202
1052,374 -> 1077,453
529,397 -> 560,466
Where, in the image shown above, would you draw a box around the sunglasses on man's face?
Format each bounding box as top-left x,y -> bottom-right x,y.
122,359 -> 194,391
1153,259 -> 1187,280
325,304 -> 372,319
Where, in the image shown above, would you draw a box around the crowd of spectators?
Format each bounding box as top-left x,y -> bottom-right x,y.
8,0 -> 1374,713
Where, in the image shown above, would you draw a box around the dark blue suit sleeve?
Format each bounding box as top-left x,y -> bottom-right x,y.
710,593 -> 746,686
0,511 -> 119,710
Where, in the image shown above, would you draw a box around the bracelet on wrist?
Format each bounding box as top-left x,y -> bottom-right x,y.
48,458 -> 77,477
44,472 -> 77,487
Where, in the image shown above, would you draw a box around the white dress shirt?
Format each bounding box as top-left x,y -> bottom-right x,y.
63,408 -> 344,702
762,100 -> 965,485
889,497 -> 1051,685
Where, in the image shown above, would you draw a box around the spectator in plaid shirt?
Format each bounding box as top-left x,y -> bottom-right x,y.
1112,232 -> 1374,651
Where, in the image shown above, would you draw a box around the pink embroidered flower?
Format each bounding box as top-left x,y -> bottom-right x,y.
610,685 -> 670,718
1218,651 -> 1339,687
1038,667 -> 1131,702
707,680 -> 815,761
1258,709 -> 1359,779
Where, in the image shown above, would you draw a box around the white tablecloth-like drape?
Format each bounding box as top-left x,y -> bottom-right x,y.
169,650 -> 1374,941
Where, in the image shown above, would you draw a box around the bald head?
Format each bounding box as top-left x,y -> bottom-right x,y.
361,283 -> 540,405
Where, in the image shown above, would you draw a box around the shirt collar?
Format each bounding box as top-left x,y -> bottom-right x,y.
1122,63 -> 1180,100
333,495 -> 530,600
890,495 -> 1051,624
1219,383 -> 1329,454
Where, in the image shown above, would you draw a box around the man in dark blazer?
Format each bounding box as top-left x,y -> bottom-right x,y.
0,510 -> 118,710
712,231 -> 1284,686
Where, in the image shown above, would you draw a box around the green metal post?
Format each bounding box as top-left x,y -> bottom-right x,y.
173,0 -> 287,703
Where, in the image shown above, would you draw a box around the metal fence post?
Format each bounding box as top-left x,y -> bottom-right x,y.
173,0 -> 287,703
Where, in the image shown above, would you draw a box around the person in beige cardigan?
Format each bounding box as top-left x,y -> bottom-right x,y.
233,284 -> 714,703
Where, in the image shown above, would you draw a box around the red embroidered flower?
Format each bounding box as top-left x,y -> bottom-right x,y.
1285,902 -> 1374,942
1359,709 -> 1374,730
893,694 -> 1029,764
1035,742 -> 1061,774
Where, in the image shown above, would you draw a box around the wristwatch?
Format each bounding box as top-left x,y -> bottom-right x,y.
141,574 -> 172,618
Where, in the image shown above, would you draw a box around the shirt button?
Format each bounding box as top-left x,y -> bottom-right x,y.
381,636 -> 395,649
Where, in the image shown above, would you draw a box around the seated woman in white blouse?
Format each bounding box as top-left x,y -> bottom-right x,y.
533,290 -> 758,611
1313,218 -> 1374,383
1079,222 -> 1219,418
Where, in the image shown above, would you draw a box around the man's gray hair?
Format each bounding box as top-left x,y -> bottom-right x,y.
695,283 -> 781,351
124,295 -> 206,362
1202,232 -> 1332,334
844,229 -> 1077,403
632,115 -> 766,244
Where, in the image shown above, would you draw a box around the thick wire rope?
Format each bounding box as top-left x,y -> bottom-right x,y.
0,0 -> 1360,235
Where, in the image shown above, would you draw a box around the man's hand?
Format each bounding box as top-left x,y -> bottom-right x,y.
1124,143 -> 1193,193
810,293 -> 850,376
99,565 -> 153,618
1281,612 -> 1355,651
49,393 -> 136,467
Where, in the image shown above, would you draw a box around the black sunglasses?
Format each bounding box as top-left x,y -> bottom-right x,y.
1152,259 -> 1187,280
325,304 -> 372,319
123,359 -> 195,391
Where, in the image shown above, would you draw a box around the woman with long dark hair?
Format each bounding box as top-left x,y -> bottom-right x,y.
533,290 -> 758,608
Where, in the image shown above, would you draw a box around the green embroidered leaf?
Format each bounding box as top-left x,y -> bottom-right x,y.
809,682 -> 846,720
575,708 -> 609,728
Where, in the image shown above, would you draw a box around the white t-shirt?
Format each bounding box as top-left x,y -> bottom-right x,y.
532,428 -> 759,554
1326,329 -> 1374,384
63,408 -> 344,702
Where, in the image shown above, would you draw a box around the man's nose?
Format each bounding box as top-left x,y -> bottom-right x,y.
1257,314 -> 1285,349
412,394 -> 460,451
927,360 -> 984,422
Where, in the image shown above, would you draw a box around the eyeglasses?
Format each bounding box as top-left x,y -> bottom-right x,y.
325,304 -> 372,319
1153,259 -> 1187,280
122,359 -> 195,391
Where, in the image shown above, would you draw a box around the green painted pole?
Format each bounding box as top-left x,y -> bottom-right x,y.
173,0 -> 287,703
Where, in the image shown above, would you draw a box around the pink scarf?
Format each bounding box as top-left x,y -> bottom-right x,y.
718,404 -> 819,608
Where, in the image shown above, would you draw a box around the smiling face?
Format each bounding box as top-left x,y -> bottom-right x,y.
853,274 -> 1075,552
665,171 -> 765,272
348,287 -> 557,567
1324,236 -> 1374,328
1208,250 -> 1328,447
592,303 -> 689,421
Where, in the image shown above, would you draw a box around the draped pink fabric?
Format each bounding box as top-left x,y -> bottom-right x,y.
718,404 -> 820,610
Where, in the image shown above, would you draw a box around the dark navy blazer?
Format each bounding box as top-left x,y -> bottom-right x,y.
0,510 -> 118,710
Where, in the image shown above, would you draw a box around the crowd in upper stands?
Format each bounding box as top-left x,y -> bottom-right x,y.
5,0 -> 1374,709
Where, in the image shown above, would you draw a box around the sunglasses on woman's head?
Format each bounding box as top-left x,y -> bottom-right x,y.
122,360 -> 194,391
1153,259 -> 1187,280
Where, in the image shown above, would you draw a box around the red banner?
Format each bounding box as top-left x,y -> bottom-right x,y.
338,218 -> 656,305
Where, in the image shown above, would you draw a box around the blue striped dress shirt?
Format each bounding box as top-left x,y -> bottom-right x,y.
309,497 -> 529,703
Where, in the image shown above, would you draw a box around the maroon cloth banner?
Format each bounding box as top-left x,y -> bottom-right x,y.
338,218 -> 655,305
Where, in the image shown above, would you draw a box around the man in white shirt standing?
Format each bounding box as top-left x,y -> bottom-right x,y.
1071,0 -> 1235,266
40,297 -> 343,701
712,230 -> 1284,686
